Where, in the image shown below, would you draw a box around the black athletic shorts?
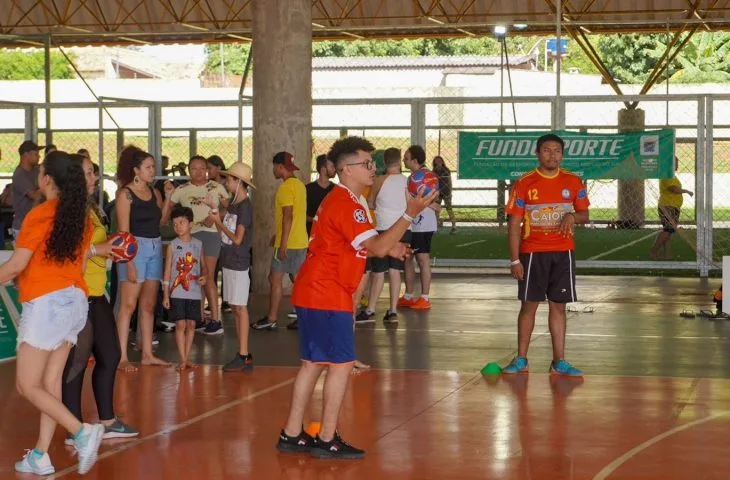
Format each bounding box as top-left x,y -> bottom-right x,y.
169,298 -> 202,323
369,230 -> 412,273
517,251 -> 576,303
411,231 -> 434,255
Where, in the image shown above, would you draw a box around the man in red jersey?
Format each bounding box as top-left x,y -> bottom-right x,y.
275,136 -> 437,460
502,133 -> 590,377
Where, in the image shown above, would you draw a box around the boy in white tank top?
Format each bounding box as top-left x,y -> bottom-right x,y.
356,148 -> 409,325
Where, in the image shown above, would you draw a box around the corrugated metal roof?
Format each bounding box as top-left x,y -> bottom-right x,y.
312,55 -> 534,70
0,0 -> 728,47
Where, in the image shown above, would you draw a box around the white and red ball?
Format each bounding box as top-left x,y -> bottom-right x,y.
407,169 -> 440,197
108,231 -> 139,263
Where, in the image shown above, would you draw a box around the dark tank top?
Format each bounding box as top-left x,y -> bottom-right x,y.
127,186 -> 161,238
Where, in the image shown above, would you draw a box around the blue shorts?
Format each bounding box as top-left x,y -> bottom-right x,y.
117,236 -> 163,283
295,307 -> 355,364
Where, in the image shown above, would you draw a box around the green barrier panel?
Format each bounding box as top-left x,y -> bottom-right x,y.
0,285 -> 21,361
458,129 -> 676,180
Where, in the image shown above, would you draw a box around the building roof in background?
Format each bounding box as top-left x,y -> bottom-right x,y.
312,55 -> 535,71
69,46 -> 202,80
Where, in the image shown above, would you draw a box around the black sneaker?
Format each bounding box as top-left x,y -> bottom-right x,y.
276,428 -> 315,453
355,310 -> 375,324
223,354 -> 253,372
286,319 -> 298,330
252,317 -> 278,330
221,302 -> 232,313
195,320 -> 207,332
383,311 -> 398,324
310,432 -> 365,459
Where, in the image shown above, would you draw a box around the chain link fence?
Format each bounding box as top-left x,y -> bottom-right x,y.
0,95 -> 724,274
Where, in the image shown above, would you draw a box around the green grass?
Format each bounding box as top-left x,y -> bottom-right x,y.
430,226 -> 730,263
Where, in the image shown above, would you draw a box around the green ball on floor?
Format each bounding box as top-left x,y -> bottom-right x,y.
481,362 -> 502,375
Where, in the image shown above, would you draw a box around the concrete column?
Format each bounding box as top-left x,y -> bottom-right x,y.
617,108 -> 646,226
251,0 -> 312,293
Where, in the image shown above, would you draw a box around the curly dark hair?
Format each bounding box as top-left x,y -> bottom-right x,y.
117,145 -> 153,187
43,151 -> 89,263
327,136 -> 375,169
171,204 -> 194,223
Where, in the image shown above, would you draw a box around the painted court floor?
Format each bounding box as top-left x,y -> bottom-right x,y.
0,274 -> 729,479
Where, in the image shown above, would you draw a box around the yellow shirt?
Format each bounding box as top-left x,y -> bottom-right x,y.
275,177 -> 308,249
85,211 -> 108,297
170,181 -> 229,234
659,177 -> 683,209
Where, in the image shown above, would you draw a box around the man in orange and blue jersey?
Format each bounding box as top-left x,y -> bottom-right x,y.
503,133 -> 590,377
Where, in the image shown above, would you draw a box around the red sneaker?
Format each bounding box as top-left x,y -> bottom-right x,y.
397,296 -> 416,308
410,298 -> 432,310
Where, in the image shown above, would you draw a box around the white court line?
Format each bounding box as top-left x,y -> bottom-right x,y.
455,239 -> 488,248
587,230 -> 659,260
52,377 -> 295,478
592,411 -> 730,480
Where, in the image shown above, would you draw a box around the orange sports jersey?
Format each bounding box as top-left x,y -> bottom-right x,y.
291,184 -> 378,312
15,198 -> 93,303
505,169 -> 590,253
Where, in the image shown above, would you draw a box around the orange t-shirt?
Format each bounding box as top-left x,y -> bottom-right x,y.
15,198 -> 93,303
292,185 -> 378,312
505,169 -> 590,253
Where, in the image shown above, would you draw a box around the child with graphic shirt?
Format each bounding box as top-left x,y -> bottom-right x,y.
207,162 -> 255,372
162,205 -> 207,371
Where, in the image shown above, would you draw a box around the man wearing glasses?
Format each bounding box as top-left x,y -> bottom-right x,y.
276,136 -> 437,459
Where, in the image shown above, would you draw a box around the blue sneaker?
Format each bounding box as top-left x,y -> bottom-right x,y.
204,321 -> 224,336
502,356 -> 529,374
550,359 -> 583,377
74,423 -> 105,475
15,449 -> 55,475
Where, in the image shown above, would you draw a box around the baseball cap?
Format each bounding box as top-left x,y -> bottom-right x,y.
18,140 -> 40,155
272,151 -> 299,171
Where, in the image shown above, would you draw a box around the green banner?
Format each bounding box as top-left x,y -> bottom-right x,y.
0,285 -> 20,361
458,129 -> 676,180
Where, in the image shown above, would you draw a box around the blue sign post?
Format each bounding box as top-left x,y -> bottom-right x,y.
547,38 -> 569,55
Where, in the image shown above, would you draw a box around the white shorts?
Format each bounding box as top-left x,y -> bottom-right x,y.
222,268 -> 250,307
17,286 -> 89,351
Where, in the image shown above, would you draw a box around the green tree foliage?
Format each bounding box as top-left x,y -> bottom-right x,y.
596,32 -> 730,84
670,32 -> 730,83
205,43 -> 251,75
206,36 -> 601,76
0,50 -> 75,80
596,34 -> 667,84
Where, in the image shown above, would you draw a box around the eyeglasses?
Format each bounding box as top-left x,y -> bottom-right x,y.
344,160 -> 375,170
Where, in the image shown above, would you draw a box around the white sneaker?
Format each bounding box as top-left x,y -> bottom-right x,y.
15,449 -> 55,475
287,310 -> 297,319
74,423 -> 105,475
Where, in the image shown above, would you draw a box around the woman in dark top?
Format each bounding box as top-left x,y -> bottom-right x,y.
432,155 -> 456,233
115,146 -> 170,372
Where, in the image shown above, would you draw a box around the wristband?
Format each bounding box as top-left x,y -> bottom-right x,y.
90,244 -> 97,257
210,208 -> 219,214
402,213 -> 414,223
510,259 -> 521,266
162,281 -> 170,286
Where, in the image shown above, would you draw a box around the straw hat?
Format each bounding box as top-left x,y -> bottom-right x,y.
221,161 -> 255,188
